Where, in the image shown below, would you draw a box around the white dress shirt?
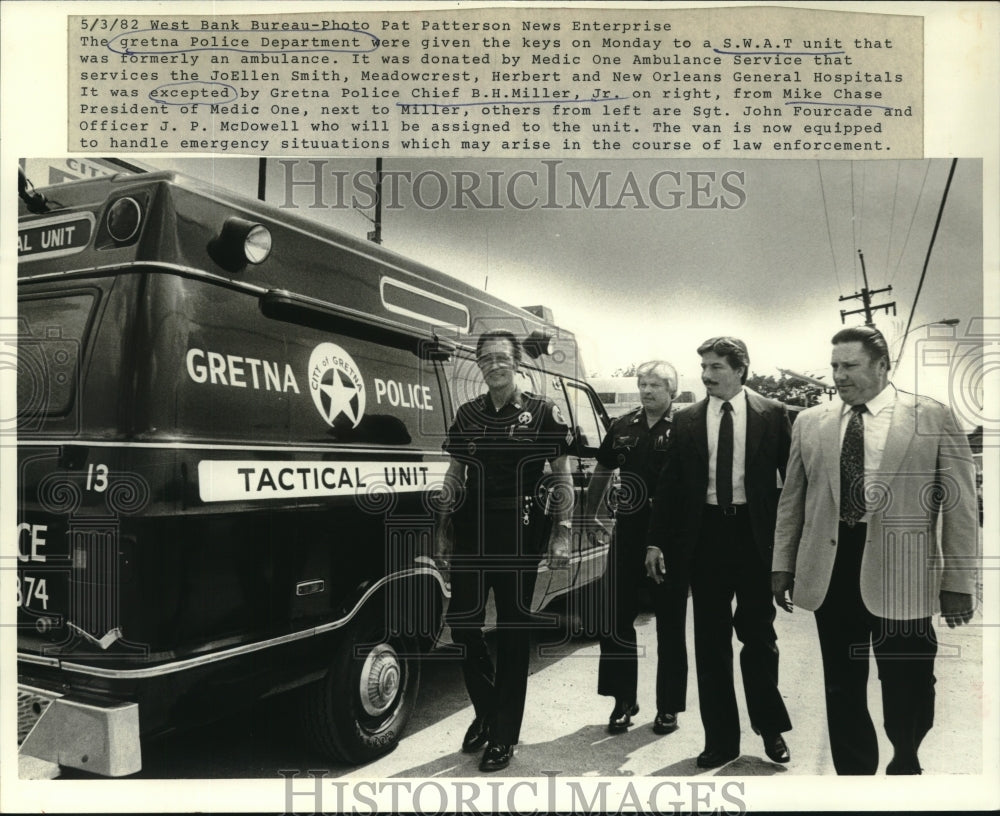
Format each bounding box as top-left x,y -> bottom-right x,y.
839,383 -> 896,521
707,388 -> 748,505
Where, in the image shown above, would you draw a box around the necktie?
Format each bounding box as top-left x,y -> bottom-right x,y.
717,401 -> 734,508
840,404 -> 867,525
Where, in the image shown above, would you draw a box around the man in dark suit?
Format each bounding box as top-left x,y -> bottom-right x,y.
646,336 -> 793,768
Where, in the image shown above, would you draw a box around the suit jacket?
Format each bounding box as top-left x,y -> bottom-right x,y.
647,389 -> 792,570
772,390 -> 978,619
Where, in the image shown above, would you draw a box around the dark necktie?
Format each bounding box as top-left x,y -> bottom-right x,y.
840,404 -> 867,525
717,401 -> 734,508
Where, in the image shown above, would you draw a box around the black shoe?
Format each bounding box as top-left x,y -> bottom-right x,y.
696,747 -> 740,768
653,712 -> 678,734
462,716 -> 491,753
886,756 -> 922,775
479,742 -> 514,772
761,732 -> 790,764
607,700 -> 639,734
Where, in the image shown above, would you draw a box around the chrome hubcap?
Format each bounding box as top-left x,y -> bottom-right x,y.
359,643 -> 401,717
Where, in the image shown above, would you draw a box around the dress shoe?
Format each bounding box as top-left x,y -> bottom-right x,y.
761,732 -> 790,764
479,742 -> 514,772
886,756 -> 922,775
461,715 -> 491,753
607,700 -> 640,734
653,712 -> 678,734
696,747 -> 740,768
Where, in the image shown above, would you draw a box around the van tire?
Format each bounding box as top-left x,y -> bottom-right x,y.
300,617 -> 420,765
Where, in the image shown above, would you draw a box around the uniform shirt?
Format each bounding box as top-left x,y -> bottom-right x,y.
838,382 -> 896,522
595,406 -> 672,510
706,389 -> 748,506
443,390 -> 574,506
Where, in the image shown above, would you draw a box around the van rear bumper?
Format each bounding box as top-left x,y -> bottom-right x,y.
18,684 -> 141,777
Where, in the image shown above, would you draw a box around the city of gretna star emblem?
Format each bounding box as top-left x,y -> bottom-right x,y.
308,343 -> 366,429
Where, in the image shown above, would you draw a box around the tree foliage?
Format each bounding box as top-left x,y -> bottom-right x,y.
746,373 -> 825,407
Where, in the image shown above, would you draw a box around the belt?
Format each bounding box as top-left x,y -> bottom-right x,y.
704,503 -> 747,517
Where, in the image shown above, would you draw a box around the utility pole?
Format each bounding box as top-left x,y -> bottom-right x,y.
839,249 -> 896,326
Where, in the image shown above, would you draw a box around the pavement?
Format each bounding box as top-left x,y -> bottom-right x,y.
344,598 -> 985,780
18,595 -> 988,795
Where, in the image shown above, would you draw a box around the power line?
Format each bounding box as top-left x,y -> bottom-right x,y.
816,161 -> 842,294
850,163 -> 859,290
883,161 -> 901,287
888,159 -> 931,287
901,158 -> 959,344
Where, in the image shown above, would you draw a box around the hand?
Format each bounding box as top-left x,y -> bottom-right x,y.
584,517 -> 610,547
645,546 -> 666,584
940,590 -> 974,628
771,571 -> 794,613
547,527 -> 571,570
433,528 -> 452,575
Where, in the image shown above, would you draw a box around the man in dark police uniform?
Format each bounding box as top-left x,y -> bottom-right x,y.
435,329 -> 574,772
585,361 -> 689,735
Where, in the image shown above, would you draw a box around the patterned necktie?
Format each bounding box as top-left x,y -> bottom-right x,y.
717,401 -> 734,508
840,404 -> 867,525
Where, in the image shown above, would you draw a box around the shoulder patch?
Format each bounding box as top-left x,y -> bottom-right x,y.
551,403 -> 568,426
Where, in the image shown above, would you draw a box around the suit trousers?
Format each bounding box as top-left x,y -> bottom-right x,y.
814,521 -> 938,774
597,510 -> 689,713
445,509 -> 541,746
690,505 -> 791,753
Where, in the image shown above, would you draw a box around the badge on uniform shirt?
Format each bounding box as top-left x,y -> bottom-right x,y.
518,411 -> 533,425
654,431 -> 670,451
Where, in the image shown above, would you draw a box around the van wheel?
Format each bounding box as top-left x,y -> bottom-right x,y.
301,619 -> 420,764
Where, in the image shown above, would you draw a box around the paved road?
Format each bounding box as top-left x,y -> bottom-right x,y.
26,594 -> 984,783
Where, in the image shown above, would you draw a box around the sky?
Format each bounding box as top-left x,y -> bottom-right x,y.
134,155 -> 984,421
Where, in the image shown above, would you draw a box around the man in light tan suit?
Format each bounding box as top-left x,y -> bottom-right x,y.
772,325 -> 977,775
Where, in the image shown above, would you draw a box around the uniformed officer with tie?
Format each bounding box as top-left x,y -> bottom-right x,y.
585,361 -> 689,735
435,329 -> 574,772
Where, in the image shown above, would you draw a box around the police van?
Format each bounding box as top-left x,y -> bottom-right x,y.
15,167 -> 613,775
